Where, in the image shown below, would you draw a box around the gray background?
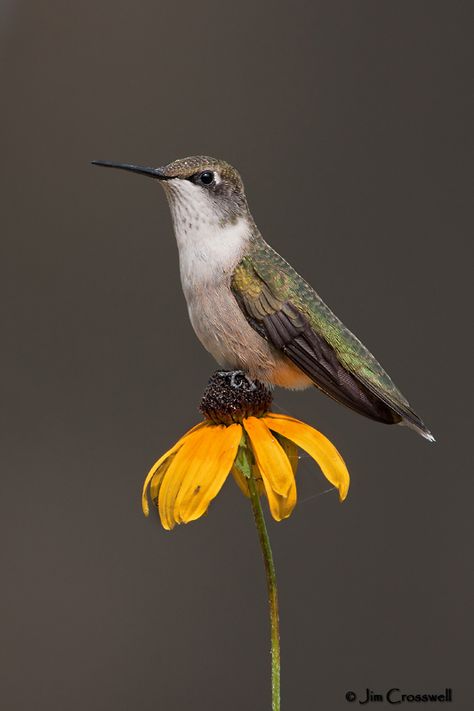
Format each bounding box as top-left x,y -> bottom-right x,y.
1,2 -> 472,709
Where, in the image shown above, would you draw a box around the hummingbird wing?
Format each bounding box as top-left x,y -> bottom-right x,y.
231,240 -> 432,439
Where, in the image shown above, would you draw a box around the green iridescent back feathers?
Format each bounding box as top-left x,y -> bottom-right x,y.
231,234 -> 430,436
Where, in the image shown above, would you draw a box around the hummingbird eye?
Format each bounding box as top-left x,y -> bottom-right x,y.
196,170 -> 215,186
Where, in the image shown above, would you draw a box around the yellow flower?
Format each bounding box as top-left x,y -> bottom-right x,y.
142,412 -> 350,531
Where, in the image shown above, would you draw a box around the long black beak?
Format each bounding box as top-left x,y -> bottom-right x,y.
91,160 -> 169,179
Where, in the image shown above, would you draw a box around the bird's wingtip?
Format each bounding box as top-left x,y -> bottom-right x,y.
399,416 -> 436,443
413,422 -> 436,443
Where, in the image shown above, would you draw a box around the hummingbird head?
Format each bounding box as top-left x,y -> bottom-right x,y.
92,155 -> 254,278
159,155 -> 251,230
92,155 -> 249,227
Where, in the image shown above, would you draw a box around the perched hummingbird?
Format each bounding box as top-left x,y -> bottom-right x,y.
92,155 -> 433,441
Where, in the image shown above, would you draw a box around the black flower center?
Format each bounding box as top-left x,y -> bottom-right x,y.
200,370 -> 273,425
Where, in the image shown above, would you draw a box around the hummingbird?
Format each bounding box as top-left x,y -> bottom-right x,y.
92,155 -> 433,441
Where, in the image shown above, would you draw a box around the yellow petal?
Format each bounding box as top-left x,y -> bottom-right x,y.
141,421 -> 208,516
243,417 -> 294,497
143,448 -> 180,518
232,452 -> 295,519
274,433 -> 299,476
158,425 -> 216,530
149,454 -> 176,504
175,423 -> 242,524
260,467 -> 297,521
263,414 -> 350,501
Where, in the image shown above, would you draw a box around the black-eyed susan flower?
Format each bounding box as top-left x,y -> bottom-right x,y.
142,371 -> 349,530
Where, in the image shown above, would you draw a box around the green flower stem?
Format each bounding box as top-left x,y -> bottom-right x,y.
239,441 -> 281,711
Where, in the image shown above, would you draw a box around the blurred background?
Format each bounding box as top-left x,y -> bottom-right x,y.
1,2 -> 472,709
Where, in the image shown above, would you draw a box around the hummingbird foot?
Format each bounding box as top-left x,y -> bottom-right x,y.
215,369 -> 257,391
